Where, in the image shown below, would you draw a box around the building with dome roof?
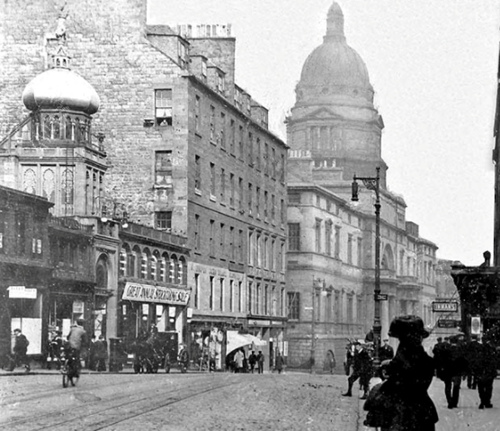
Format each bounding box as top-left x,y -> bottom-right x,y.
285,2 -> 440,371
0,0 -> 287,372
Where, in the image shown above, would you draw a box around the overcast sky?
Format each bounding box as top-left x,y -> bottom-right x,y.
148,0 -> 500,265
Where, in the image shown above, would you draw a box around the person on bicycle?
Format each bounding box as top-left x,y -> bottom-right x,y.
67,319 -> 88,368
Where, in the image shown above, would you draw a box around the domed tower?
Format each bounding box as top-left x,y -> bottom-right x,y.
9,18 -> 107,217
287,1 -> 387,188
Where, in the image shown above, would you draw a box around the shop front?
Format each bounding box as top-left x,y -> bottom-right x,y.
119,281 -> 190,347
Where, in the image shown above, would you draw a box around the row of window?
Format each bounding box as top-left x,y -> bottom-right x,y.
33,114 -> 91,143
119,245 -> 187,285
287,291 -> 363,324
0,211 -> 44,259
194,156 -> 286,224
191,274 -> 286,317
248,230 -> 286,272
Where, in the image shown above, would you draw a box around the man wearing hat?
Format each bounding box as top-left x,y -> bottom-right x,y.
342,340 -> 373,399
363,315 -> 438,430
8,328 -> 30,372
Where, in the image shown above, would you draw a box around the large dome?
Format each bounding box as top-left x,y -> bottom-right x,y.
297,2 -> 373,101
22,67 -> 100,115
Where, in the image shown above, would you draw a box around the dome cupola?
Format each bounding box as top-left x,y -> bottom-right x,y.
296,1 -> 373,104
22,20 -> 99,115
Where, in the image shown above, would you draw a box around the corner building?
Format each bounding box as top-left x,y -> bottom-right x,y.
285,2 -> 439,371
0,0 -> 287,371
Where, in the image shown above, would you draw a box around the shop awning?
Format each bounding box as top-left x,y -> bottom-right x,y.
226,331 -> 267,355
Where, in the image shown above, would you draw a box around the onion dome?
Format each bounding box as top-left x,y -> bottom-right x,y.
22,42 -> 100,115
296,2 -> 373,102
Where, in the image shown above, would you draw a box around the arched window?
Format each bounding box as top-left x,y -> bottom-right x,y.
65,116 -> 72,140
160,254 -> 167,282
119,248 -> 127,277
179,256 -> 187,284
53,116 -> 60,139
75,118 -> 81,141
96,258 -> 108,289
150,252 -> 158,280
44,115 -> 51,139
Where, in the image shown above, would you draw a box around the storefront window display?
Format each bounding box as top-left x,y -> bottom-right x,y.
189,327 -> 225,371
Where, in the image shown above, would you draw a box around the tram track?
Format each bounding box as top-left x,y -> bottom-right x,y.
2,374 -> 240,431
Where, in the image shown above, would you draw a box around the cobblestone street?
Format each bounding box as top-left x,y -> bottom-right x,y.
2,368 -> 500,430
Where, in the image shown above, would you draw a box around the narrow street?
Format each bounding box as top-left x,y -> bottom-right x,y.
1,369 -> 500,431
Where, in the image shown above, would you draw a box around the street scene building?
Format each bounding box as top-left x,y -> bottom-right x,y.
285,3 -> 441,370
0,0 -> 287,371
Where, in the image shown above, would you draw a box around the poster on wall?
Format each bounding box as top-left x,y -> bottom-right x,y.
11,318 -> 42,355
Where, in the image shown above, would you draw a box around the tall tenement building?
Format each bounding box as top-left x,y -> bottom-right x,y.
0,0 -> 287,370
285,2 -> 440,370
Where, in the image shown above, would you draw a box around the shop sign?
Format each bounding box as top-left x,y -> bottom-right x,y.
8,286 -> 37,299
432,301 -> 458,312
72,300 -> 85,314
122,282 -> 190,305
248,319 -> 270,326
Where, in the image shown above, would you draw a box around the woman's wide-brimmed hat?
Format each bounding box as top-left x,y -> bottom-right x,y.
388,315 -> 430,339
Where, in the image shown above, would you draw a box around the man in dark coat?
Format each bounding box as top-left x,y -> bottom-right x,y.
465,335 -> 481,390
248,350 -> 257,373
435,335 -> 467,409
364,315 -> 438,431
472,338 -> 498,409
94,335 -> 108,372
379,339 -> 394,361
342,340 -> 373,399
8,329 -> 30,372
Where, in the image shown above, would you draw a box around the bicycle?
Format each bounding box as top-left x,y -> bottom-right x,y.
61,346 -> 80,388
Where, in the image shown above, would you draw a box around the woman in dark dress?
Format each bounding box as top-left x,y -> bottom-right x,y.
366,315 -> 439,431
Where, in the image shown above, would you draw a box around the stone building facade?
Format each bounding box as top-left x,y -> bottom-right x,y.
0,0 -> 287,370
285,2 -> 440,371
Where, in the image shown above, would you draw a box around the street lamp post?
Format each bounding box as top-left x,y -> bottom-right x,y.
351,167 -> 382,372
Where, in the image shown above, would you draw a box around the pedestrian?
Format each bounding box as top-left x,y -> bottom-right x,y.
465,335 -> 480,390
47,330 -> 63,370
275,351 -> 284,374
248,350 -> 257,373
379,339 -> 394,361
234,349 -> 244,373
88,335 -> 97,370
94,335 -> 108,372
473,336 -> 498,409
342,340 -> 373,399
436,335 -> 467,409
8,328 -> 30,372
364,315 -> 439,431
257,350 -> 265,374
363,359 -> 392,429
328,351 -> 336,374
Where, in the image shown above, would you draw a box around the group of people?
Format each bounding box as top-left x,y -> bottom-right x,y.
228,349 -> 275,373
433,334 -> 498,409
7,319 -> 96,374
347,315 -> 500,431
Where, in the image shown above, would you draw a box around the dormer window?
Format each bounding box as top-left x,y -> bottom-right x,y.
178,41 -> 187,69
155,89 -> 172,126
201,60 -> 207,81
217,73 -> 225,93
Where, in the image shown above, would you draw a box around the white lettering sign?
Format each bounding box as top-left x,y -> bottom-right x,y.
122,282 -> 190,306
8,286 -> 37,299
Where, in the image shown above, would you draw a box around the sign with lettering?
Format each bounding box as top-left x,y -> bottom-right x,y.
437,319 -> 459,328
122,282 -> 190,306
432,301 -> 458,312
8,286 -> 37,299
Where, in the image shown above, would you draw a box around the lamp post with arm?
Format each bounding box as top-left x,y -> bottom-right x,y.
351,167 -> 381,372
